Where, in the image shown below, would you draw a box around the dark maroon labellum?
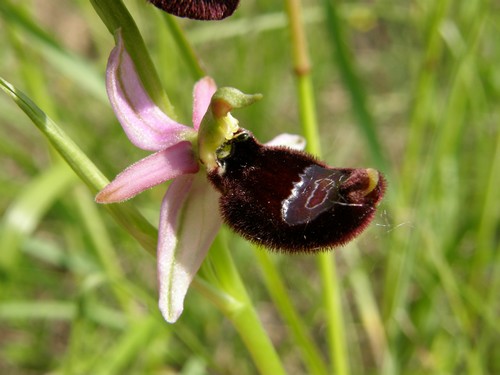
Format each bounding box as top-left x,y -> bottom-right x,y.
207,131 -> 386,253
147,0 -> 239,20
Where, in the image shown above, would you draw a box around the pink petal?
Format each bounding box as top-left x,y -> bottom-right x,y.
95,141 -> 199,203
107,33 -> 195,151
265,133 -> 306,150
192,77 -> 217,130
157,173 -> 222,323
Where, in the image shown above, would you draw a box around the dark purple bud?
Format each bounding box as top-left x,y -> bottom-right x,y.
147,0 -> 240,20
207,131 -> 386,253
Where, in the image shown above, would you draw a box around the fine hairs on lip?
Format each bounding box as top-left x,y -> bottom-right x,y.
147,0 -> 240,20
207,130 -> 386,253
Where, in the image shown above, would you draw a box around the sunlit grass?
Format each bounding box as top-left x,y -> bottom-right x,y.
1,0 -> 499,374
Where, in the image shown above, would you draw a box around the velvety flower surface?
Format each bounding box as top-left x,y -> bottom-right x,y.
96,33 -> 305,323
147,0 -> 240,20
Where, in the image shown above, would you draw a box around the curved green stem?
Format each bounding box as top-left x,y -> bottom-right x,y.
255,249 -> 329,375
201,233 -> 286,375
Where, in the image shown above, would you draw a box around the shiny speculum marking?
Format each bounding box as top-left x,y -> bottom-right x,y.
282,165 -> 346,225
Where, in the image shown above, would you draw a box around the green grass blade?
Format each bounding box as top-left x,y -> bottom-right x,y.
0,76 -> 158,253
322,0 -> 387,171
0,0 -> 107,102
0,163 -> 76,272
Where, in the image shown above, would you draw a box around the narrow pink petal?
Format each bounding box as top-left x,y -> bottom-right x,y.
265,133 -> 306,150
192,77 -> 217,130
96,141 -> 199,203
107,33 -> 195,151
157,173 -> 222,323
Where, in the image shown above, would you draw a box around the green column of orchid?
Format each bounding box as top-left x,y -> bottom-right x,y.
197,87 -> 262,169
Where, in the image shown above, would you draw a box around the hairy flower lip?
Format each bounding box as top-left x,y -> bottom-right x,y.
147,0 -> 241,20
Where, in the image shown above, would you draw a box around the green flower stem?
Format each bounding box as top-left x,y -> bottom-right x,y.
283,0 -> 349,373
297,74 -> 322,156
317,252 -> 349,375
283,0 -> 321,155
201,233 -> 286,375
254,249 -> 328,375
89,0 -> 176,118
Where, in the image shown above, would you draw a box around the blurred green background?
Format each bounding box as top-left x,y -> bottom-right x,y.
1,0 -> 499,374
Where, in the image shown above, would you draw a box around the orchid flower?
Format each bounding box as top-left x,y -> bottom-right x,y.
96,33 -> 305,323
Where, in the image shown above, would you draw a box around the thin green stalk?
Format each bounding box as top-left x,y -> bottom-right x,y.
297,75 -> 322,156
254,249 -> 328,375
283,0 -> 321,155
317,252 -> 349,375
202,233 -> 286,375
283,0 -> 349,373
230,307 -> 286,375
